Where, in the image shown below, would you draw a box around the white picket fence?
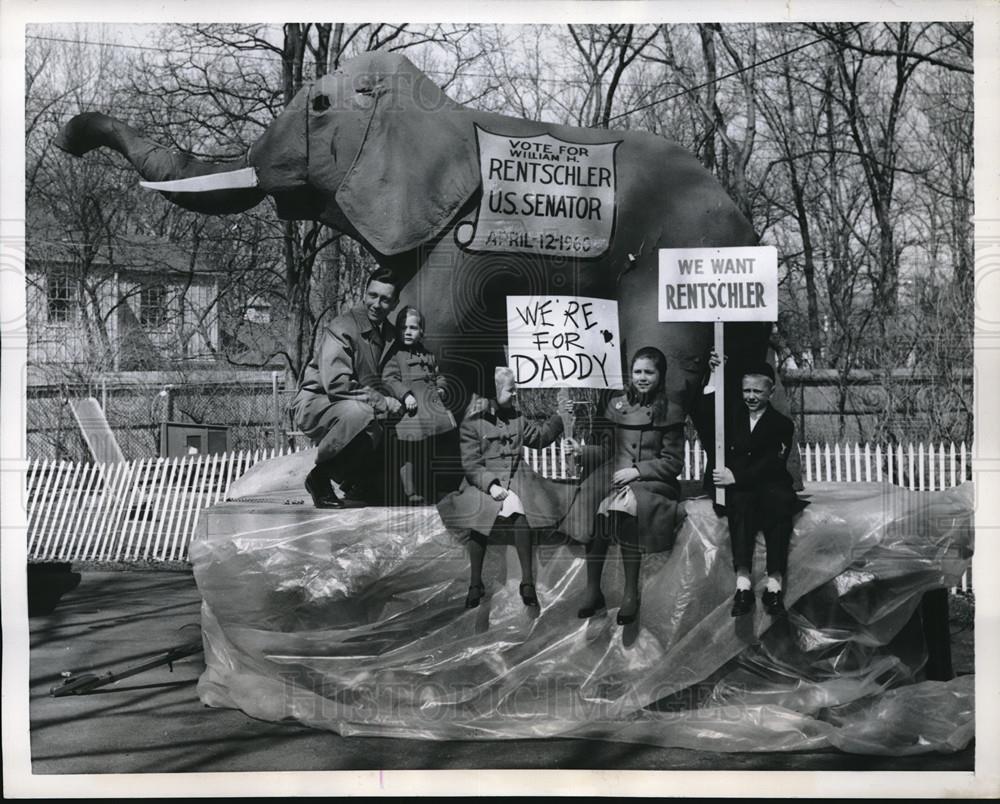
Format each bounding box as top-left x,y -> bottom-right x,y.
524,439 -> 971,491
25,447 -> 292,564
24,441 -> 973,592
522,440 -> 973,594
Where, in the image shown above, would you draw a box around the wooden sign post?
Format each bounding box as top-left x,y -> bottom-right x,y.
657,246 -> 779,506
713,322 -> 726,506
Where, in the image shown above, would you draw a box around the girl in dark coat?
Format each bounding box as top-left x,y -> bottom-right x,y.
437,367 -> 575,610
563,347 -> 686,625
382,306 -> 457,502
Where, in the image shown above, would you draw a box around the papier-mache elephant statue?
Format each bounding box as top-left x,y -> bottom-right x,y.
55,51 -> 768,432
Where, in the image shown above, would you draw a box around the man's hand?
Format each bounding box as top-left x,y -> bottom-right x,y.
385,396 -> 402,415
612,467 -> 640,487
404,394 -> 418,413
489,483 -> 508,501
712,467 -> 736,486
349,385 -> 389,413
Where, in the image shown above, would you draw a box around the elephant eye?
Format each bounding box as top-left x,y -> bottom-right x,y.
312,94 -> 331,112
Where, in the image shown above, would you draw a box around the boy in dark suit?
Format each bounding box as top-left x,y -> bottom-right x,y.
708,362 -> 805,617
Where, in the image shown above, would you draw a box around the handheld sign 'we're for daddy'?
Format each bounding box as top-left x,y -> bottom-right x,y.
506,296 -> 623,389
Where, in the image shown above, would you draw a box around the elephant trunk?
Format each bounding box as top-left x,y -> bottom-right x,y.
54,112 -> 266,215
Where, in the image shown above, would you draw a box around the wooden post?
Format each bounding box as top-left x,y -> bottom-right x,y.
714,322 -> 726,506
921,589 -> 954,681
556,387 -> 580,480
271,371 -> 281,451
556,387 -> 575,443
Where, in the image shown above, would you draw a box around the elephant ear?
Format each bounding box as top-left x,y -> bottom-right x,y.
336,97 -> 480,256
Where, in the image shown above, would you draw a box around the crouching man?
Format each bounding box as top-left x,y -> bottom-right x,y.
291,269 -> 402,508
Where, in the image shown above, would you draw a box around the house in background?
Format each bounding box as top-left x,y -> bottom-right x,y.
24,232 -> 294,460
26,236 -> 220,371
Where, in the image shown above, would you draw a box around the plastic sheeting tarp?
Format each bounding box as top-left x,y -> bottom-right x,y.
191,482 -> 974,753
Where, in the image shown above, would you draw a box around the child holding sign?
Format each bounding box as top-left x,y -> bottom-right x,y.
562,347 -> 686,625
382,306 -> 457,503
704,358 -> 807,617
437,367 -> 575,610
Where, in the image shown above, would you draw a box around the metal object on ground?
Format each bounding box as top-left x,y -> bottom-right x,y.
50,639 -> 203,697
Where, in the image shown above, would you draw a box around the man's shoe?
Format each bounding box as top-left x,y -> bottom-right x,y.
333,480 -> 375,508
305,468 -> 344,509
762,588 -> 785,616
730,589 -> 755,617
342,480 -> 382,506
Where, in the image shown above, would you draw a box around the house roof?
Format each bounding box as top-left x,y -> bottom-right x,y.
27,216 -> 217,278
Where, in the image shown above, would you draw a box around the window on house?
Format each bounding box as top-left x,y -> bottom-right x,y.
244,294 -> 272,324
46,272 -> 75,323
140,284 -> 168,328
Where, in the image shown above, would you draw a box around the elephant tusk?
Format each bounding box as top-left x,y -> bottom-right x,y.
139,167 -> 259,193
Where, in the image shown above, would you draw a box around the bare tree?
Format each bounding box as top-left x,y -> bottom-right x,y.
566,24 -> 661,128
640,24 -> 758,220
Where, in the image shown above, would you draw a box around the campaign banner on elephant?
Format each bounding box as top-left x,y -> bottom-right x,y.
506,296 -> 623,389
455,126 -> 619,258
657,246 -> 779,322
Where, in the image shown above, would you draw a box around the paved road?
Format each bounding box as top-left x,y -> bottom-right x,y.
27,569 -> 974,774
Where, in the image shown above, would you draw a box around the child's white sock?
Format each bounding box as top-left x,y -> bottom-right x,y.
766,577 -> 782,594
736,576 -> 752,591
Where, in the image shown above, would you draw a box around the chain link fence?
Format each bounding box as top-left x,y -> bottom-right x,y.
25,369 -> 971,463
26,371 -> 298,462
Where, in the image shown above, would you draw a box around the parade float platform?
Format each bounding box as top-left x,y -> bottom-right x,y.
190,450 -> 974,755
